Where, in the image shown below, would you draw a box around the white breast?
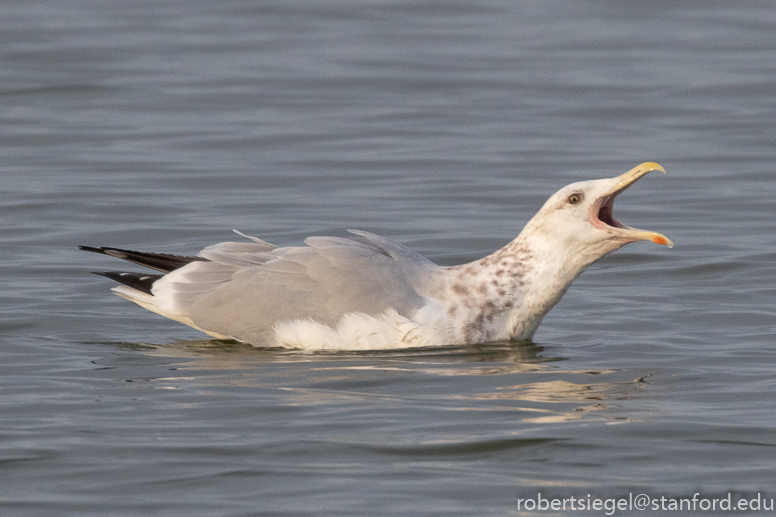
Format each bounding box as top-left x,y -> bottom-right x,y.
272,307 -> 448,351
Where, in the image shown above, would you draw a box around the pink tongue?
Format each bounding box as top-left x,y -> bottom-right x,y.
598,200 -> 622,228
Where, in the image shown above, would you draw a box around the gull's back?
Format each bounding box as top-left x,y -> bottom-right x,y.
95,230 -> 442,348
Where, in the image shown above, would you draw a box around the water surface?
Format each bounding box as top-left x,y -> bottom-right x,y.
2,1 -> 776,515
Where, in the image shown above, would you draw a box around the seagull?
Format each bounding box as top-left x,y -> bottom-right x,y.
81,162 -> 672,350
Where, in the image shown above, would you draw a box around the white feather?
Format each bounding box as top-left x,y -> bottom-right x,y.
273,308 -> 445,351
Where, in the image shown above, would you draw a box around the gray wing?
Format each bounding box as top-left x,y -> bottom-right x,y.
154,231 -> 441,345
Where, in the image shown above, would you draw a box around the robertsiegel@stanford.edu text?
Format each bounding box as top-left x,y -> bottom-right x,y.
516,492 -> 773,514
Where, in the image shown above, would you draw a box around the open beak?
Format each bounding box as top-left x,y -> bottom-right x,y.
592,162 -> 674,247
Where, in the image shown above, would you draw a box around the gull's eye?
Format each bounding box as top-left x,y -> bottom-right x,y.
567,192 -> 583,205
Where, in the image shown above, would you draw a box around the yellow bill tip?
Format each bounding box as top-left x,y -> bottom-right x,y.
634,162 -> 666,175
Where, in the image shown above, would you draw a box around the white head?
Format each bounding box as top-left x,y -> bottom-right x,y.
519,162 -> 673,273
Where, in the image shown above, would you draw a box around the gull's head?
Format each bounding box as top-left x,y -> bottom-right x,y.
524,162 -> 673,264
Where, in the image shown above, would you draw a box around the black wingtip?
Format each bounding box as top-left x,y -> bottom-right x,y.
79,245 -> 206,273
79,245 -> 105,254
91,271 -> 162,295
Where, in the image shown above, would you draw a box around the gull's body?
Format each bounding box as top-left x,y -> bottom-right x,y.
82,163 -> 672,350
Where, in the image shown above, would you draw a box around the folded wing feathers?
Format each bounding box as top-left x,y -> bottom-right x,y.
83,231 -> 441,346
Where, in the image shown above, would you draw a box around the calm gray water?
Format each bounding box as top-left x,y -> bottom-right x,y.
3,0 -> 776,515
